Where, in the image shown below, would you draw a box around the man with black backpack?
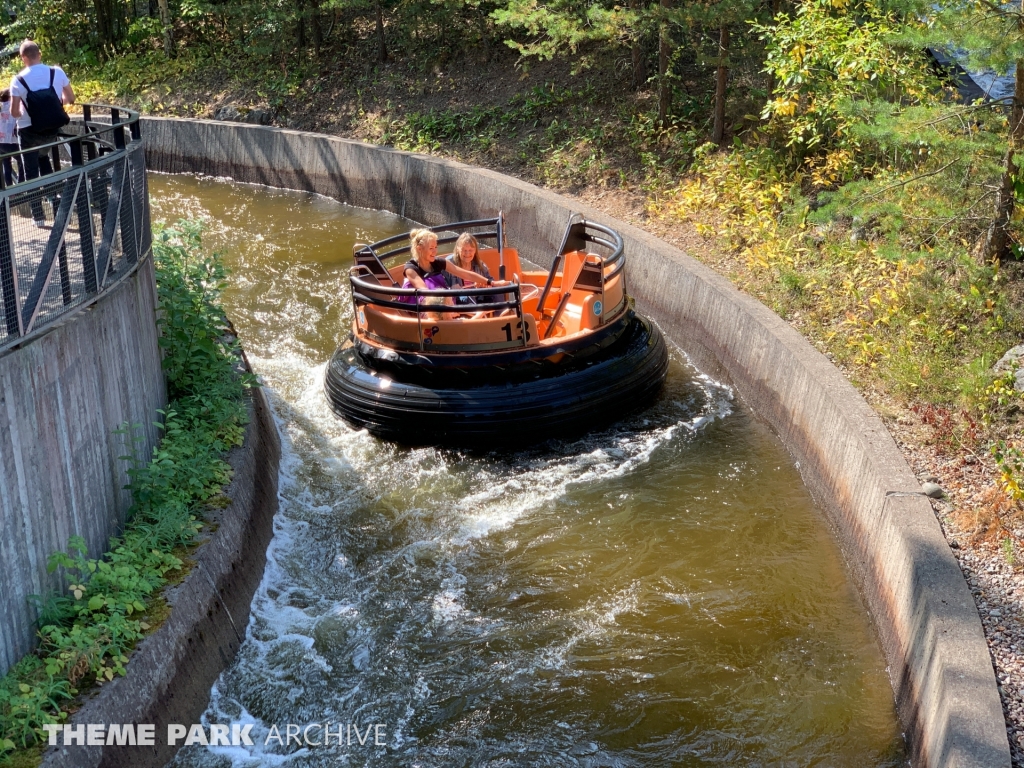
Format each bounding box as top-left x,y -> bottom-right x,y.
10,40 -> 73,227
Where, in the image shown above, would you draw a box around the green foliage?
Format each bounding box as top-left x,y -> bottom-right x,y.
757,0 -> 935,167
989,369 -> 1024,501
2,0 -> 94,59
365,80 -> 697,191
925,0 -> 1024,80
492,0 -> 638,64
673,143 -> 1024,408
994,441 -> 1024,502
0,221 -> 253,763
375,82 -> 597,151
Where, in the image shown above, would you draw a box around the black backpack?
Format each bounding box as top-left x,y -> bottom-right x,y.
17,68 -> 70,132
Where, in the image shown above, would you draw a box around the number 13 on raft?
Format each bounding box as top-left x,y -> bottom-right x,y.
500,320 -> 531,343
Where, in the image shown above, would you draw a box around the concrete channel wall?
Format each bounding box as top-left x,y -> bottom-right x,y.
142,116 -> 1010,768
41,387 -> 281,768
0,256 -> 165,676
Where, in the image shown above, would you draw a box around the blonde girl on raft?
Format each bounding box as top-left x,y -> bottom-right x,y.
401,228 -> 507,292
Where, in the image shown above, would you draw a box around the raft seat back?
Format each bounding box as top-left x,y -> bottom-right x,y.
559,250 -> 589,299
558,221 -> 590,257
388,264 -> 408,285
350,265 -> 397,309
538,218 -> 588,315
478,248 -> 522,283
576,255 -> 605,293
354,244 -> 397,286
353,244 -> 398,287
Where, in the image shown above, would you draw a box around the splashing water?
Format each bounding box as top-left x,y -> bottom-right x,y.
151,174 -> 906,768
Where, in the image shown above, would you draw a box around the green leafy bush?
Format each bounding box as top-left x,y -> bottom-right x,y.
0,220 -> 254,763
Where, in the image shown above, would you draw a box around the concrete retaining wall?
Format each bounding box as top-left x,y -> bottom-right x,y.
41,386 -> 281,768
142,117 -> 1010,768
0,256 -> 166,676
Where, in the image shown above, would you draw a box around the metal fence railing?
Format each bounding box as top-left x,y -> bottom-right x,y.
0,105 -> 150,352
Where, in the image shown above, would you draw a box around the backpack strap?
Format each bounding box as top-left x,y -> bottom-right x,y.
16,76 -> 29,93
49,68 -> 55,88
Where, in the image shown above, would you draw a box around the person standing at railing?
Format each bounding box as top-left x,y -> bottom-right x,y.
0,88 -> 23,188
10,39 -> 73,228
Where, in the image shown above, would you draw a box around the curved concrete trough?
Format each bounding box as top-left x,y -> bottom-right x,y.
142,116 -> 1009,768
41,387 -> 281,768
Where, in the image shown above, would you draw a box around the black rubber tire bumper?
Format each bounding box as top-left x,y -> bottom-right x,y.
324,316 -> 669,447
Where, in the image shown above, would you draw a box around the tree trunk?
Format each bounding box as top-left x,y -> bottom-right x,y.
95,0 -> 115,50
983,58 -> 1024,262
1013,58 -> 1024,144
376,0 -> 388,62
983,148 -> 1017,262
712,25 -> 729,144
311,0 -> 323,53
296,0 -> 307,49
657,0 -> 673,126
158,0 -> 175,56
630,0 -> 647,90
765,0 -> 781,102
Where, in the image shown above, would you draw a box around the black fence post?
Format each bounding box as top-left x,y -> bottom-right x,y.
74,137 -> 98,294
119,153 -> 137,265
57,241 -> 72,305
69,138 -> 84,168
0,198 -> 21,337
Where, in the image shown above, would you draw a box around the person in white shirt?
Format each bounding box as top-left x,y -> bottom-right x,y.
10,40 -> 74,225
0,89 -> 23,187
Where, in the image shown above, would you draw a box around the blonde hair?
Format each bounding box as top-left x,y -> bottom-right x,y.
409,228 -> 438,259
422,293 -> 455,321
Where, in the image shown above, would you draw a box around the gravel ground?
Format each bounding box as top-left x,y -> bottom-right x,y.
956,542 -> 1024,764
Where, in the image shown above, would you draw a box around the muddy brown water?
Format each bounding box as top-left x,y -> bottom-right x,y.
150,174 -> 907,767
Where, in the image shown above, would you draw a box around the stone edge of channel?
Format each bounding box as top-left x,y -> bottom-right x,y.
139,116 -> 1009,768
39,383 -> 281,768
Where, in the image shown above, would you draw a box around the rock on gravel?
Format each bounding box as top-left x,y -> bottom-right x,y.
994,344 -> 1024,392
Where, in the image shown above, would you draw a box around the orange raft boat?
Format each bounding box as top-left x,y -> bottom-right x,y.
325,215 -> 668,446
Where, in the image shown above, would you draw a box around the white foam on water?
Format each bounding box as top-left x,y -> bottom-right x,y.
186,335 -> 733,768
529,580 -> 643,675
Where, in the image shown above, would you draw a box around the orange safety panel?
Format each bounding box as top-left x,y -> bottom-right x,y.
358,305 -> 539,351
603,273 -> 624,316
580,293 -> 601,331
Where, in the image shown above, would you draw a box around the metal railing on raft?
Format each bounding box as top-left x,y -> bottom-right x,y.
0,104 -> 149,353
558,217 -> 626,281
349,266 -> 528,352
